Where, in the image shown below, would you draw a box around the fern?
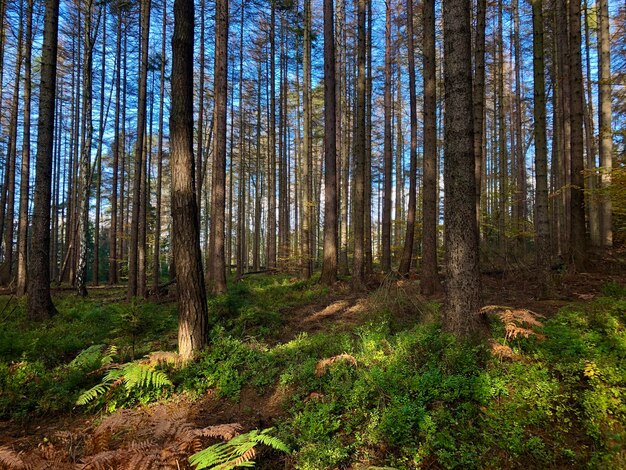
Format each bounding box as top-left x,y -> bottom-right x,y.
76,362 -> 172,407
68,344 -> 106,369
189,428 -> 289,470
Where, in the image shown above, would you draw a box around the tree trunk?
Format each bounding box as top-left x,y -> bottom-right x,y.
16,0 -> 34,296
532,0 -> 550,296
153,0 -> 167,294
442,0 -> 484,336
352,0 -> 367,290
597,0 -> 612,248
399,0 -> 418,276
208,0 -> 229,293
568,0 -> 587,270
267,4 -> 277,270
128,0 -> 151,299
320,0 -> 338,285
381,0 -> 392,273
473,0 -> 486,237
27,0 -> 60,321
421,0 -> 440,295
171,0 -> 209,361
301,0 -> 313,278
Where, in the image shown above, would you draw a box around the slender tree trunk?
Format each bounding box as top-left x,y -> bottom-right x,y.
364,0 -> 373,274
171,0 -> 208,360
399,0 -> 418,276
27,0 -> 59,320
473,0 -> 486,236
421,0 -> 440,295
267,4 -> 277,270
583,1 -> 600,247
208,0 -> 228,293
442,0 -> 484,336
381,0 -> 392,273
320,0 -> 338,285
568,0 -> 586,270
16,0 -> 34,296
0,10 -> 23,286
352,0 -> 367,290
512,0 -> 526,241
153,0 -> 167,293
597,0 -> 612,248
128,0 -> 151,299
532,0 -> 550,296
93,6 -> 106,286
109,11 -> 122,285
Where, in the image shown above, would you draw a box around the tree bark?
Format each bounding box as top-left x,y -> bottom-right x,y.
597,0 -> 612,248
27,0 -> 60,320
568,0 -> 587,270
399,0 -> 418,276
171,0 -> 209,361
442,0 -> 484,336
17,0 -> 34,296
421,0 -> 440,295
532,0 -> 550,296
381,0 -> 392,273
208,0 -> 229,293
320,0 -> 338,285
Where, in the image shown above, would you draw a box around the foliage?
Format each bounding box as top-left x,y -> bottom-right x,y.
189,428 -> 289,469
76,348 -> 173,412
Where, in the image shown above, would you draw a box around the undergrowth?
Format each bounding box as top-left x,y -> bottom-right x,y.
1,276 -> 625,469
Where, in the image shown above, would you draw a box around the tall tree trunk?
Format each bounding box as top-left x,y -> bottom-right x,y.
512,0 -> 526,242
93,5 -> 106,286
128,0 -> 151,299
0,9 -> 23,286
27,0 -> 60,320
364,0 -> 373,274
568,0 -> 586,270
153,0 -> 167,293
583,1 -> 600,247
442,0 -> 483,336
352,0 -> 367,290
17,0 -> 34,296
399,0 -> 418,276
532,0 -> 550,296
109,10 -> 122,285
267,4 -> 277,270
597,0 -> 612,248
381,0 -> 392,273
208,0 -> 228,293
76,0 -> 97,298
473,0 -> 486,236
421,0 -> 440,295
320,0 -> 338,285
171,0 -> 208,361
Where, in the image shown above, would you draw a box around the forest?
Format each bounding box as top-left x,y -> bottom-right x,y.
0,0 -> 625,467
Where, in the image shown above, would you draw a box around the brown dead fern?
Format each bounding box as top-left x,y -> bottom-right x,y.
315,353 -> 357,377
481,305 -> 546,342
0,447 -> 28,470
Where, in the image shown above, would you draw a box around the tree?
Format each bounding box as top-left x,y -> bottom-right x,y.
421,0 -> 439,295
598,0 -> 612,248
352,0 -> 367,291
128,0 -> 151,299
320,0 -> 338,285
208,0 -> 229,294
27,0 -> 60,321
442,0 -> 483,336
171,0 -> 209,360
302,0 -> 313,279
568,0 -> 586,270
531,0 -> 550,296
381,0 -> 392,273
16,0 -> 34,296
398,0 -> 417,276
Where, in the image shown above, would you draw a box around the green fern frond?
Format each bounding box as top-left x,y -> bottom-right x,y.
189,428 -> 289,469
101,345 -> 118,366
69,344 -> 106,369
76,382 -> 111,405
121,363 -> 172,390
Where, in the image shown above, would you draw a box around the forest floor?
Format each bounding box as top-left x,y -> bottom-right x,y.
1,254 -> 626,469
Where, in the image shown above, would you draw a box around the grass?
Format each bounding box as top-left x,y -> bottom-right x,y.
1,276 -> 625,468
